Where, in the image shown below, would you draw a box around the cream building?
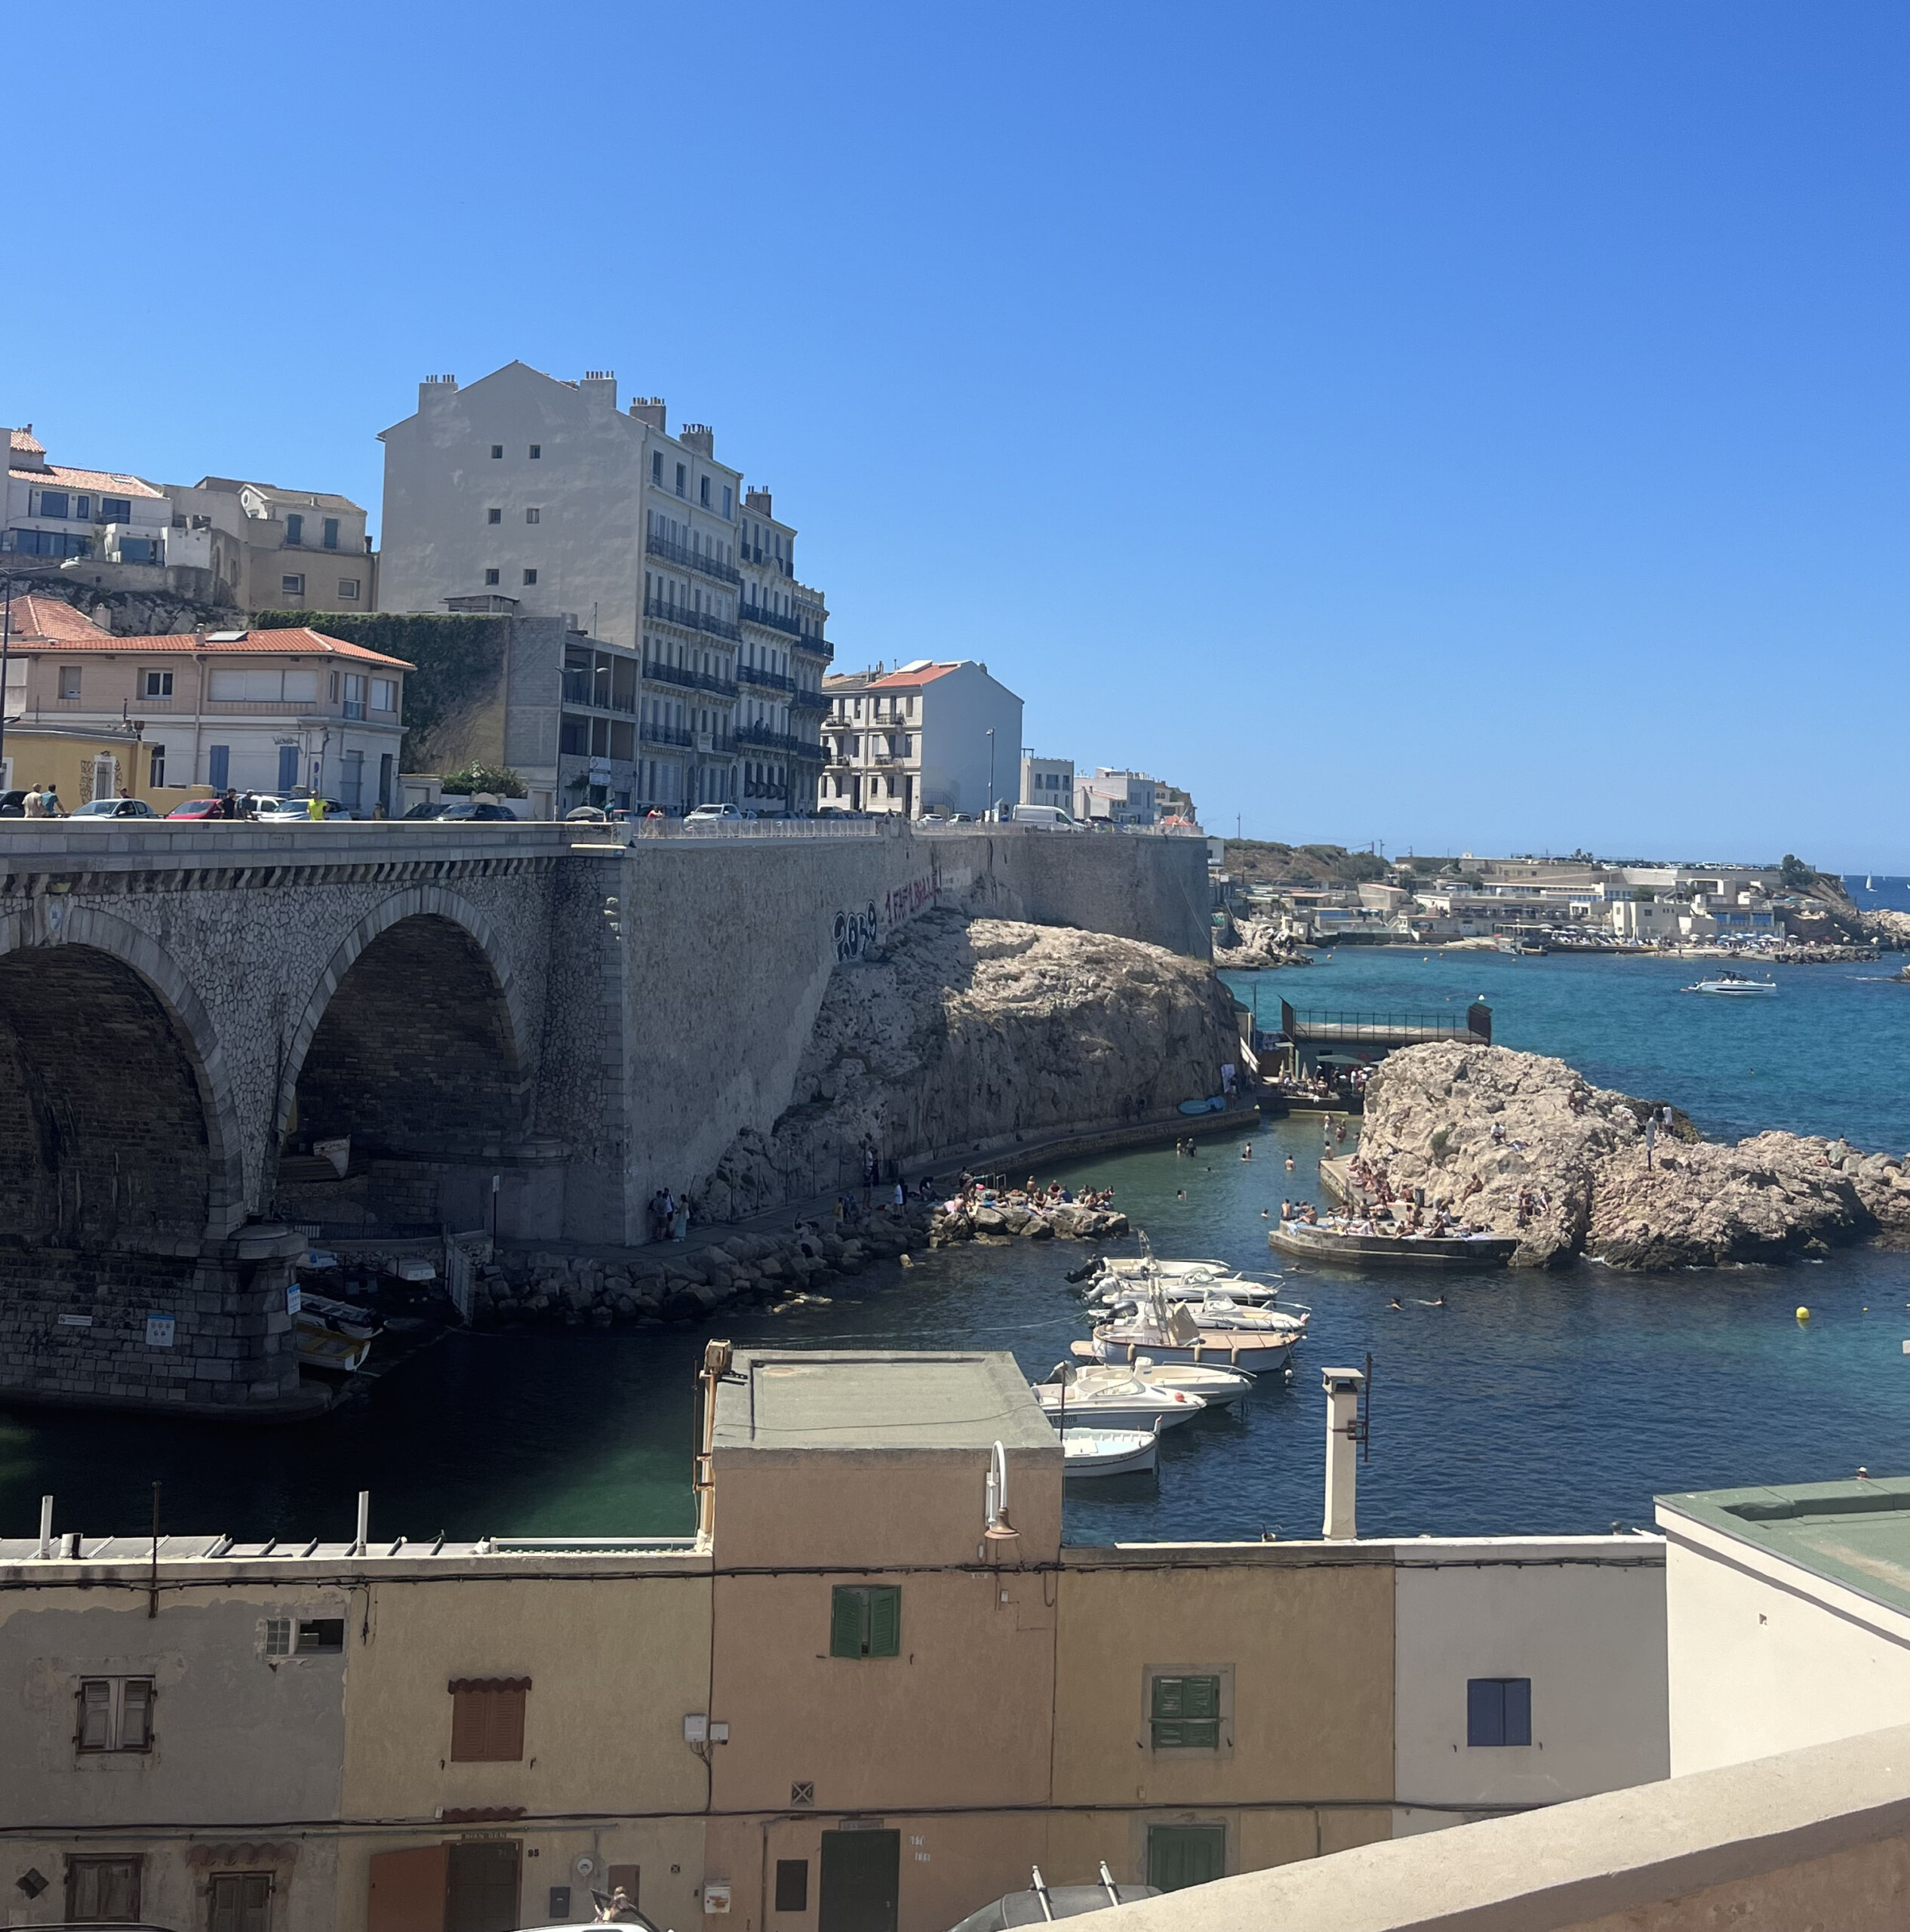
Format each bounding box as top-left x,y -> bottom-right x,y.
161,477 -> 377,617
377,365 -> 832,814
5,425 -> 170,566
1020,752 -> 1075,809
821,660 -> 1023,817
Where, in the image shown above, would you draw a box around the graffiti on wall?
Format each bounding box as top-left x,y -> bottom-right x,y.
832,861 -> 961,961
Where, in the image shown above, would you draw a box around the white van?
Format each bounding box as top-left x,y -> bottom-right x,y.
1009,804 -> 1081,830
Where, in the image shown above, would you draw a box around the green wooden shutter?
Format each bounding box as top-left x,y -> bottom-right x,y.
830,1587 -> 867,1658
1147,1825 -> 1226,1892
868,1586 -> 901,1657
1151,1675 -> 1220,1748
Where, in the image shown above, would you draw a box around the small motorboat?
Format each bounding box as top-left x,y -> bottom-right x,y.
1055,1352 -> 1257,1406
1032,1371 -> 1206,1432
1090,1300 -> 1300,1374
295,1291 -> 383,1374
1268,1215 -> 1517,1270
1099,1289 -> 1307,1336
1058,1424 -> 1161,1478
1681,973 -> 1776,997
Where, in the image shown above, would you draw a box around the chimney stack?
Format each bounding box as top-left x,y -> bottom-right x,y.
628,397 -> 666,429
680,423 -> 714,457
418,374 -> 458,410
1321,1366 -> 1367,1540
744,488 -> 773,517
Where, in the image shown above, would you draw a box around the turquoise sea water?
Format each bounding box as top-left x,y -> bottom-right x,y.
3,946 -> 1909,1546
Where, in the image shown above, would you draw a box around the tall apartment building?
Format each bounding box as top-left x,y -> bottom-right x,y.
822,660 -> 1023,817
377,363 -> 829,814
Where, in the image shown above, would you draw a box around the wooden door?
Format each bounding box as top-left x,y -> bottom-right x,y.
368,1845 -> 448,1932
818,1830 -> 899,1932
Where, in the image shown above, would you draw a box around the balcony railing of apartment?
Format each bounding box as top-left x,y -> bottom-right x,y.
739,602 -> 805,638
644,597 -> 740,643
4,529 -> 93,558
562,671 -> 638,712
644,661 -> 737,699
790,688 -> 829,712
203,699 -> 324,716
640,723 -> 694,749
697,735 -> 738,758
738,664 -> 796,694
743,546 -> 794,577
644,529 -> 741,588
737,724 -> 819,755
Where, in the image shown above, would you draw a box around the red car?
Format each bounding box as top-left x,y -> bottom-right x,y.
166,798 -> 227,820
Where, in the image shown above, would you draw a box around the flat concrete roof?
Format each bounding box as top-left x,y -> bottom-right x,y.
1658,1477 -> 1910,1620
714,1350 -> 1056,1454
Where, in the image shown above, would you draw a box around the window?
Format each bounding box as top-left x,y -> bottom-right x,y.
328,670 -> 340,703
652,451 -> 663,483
141,669 -> 174,699
208,745 -> 229,789
322,518 -> 339,549
700,475 -> 711,506
1150,1673 -> 1221,1749
371,678 -> 396,712
484,569 -> 500,586
343,674 -> 366,720
722,485 -> 734,518
448,1843 -> 521,1932
829,1585 -> 900,1659
75,494 -> 91,520
491,444 -> 504,459
77,1677 -> 154,1753
487,507 -> 502,524
449,1678 -> 528,1761
1146,1826 -> 1224,1894
525,507 -> 540,524
522,568 -> 537,586
38,489 -> 70,518
775,1860 -> 808,1912
338,577 -> 361,600
560,715 -> 588,755
281,574 -> 304,598
208,1872 -> 273,1932
528,444 -> 541,459
208,669 -> 317,703
101,495 -> 131,522
285,513 -> 303,545
1467,1677 -> 1532,1747
66,1857 -> 142,1921
148,746 -> 166,789
675,462 -> 687,497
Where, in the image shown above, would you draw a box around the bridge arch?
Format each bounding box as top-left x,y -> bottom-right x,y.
277,886 -> 532,1177
0,903 -> 247,1246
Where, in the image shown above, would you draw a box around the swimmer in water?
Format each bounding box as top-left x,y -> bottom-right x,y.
1241,1144 -> 1253,1160
1387,1297 -> 1403,1311
1284,1156 -> 1296,1173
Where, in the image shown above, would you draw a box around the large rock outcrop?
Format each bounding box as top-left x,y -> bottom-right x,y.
1353,1042 -> 1910,1269
693,911 -> 1236,1221
1215,916 -> 1311,968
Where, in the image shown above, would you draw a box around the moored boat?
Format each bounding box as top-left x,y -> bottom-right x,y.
1267,1217 -> 1516,1269
1090,1297 -> 1300,1374
1056,1350 -> 1256,1405
1032,1371 -> 1207,1432
294,1291 -> 383,1374
1058,1424 -> 1161,1478
1681,973 -> 1776,996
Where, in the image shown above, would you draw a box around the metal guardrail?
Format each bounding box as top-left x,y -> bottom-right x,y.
644,529 -> 740,586
643,598 -> 740,642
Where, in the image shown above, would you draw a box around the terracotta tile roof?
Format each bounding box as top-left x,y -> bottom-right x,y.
866,661 -> 961,689
9,426 -> 45,457
8,462 -> 165,498
5,595 -> 114,643
12,625 -> 414,669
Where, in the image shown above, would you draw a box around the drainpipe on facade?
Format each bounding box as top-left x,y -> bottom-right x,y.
1322,1365 -> 1367,1540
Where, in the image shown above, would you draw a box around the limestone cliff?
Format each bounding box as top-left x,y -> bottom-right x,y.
692,910 -> 1237,1220
1355,1042 -> 1910,1269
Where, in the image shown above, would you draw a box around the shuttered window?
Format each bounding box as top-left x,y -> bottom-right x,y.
66,1857 -> 142,1921
449,1678 -> 530,1761
208,1872 -> 273,1932
829,1586 -> 900,1659
1467,1677 -> 1533,1747
1150,1674 -> 1221,1749
775,1860 -> 809,1912
76,1678 -> 153,1753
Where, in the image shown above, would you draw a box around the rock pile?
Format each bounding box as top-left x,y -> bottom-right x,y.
478,1201 -> 938,1327
1216,917 -> 1311,968
694,912 -> 1235,1223
929,1198 -> 1128,1246
1353,1042 -> 1910,1270
1864,909 -> 1910,950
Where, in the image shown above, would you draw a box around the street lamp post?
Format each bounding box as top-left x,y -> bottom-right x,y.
0,569 -> 17,790
986,728 -> 995,821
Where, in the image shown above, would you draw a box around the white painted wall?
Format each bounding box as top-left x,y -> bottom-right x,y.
1392,1537 -> 1669,1836
1662,1518 -> 1910,1777
918,664 -> 1023,816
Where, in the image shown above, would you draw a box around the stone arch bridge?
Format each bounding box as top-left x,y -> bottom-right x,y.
0,820 -> 1208,1415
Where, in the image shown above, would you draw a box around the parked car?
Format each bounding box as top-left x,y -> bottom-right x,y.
254,795 -> 331,821
1009,804 -> 1082,830
0,789 -> 27,817
167,798 -> 227,820
564,805 -> 609,823
684,802 -> 742,822
433,799 -> 518,822
401,799 -> 445,820
71,798 -> 158,819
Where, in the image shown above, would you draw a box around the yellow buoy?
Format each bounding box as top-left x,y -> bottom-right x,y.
1795,1306 -> 1810,1322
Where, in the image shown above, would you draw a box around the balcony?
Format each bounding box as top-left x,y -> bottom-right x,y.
644,661 -> 738,699
791,688 -> 828,712
640,723 -> 694,749
738,663 -> 795,695
644,529 -> 740,588
644,597 -> 740,643
737,723 -> 816,756
563,671 -> 639,712
739,602 -> 803,638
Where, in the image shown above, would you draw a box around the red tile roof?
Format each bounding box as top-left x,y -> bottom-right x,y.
9,426 -> 45,457
5,595 -> 115,643
8,462 -> 164,497
12,625 -> 414,669
866,662 -> 961,690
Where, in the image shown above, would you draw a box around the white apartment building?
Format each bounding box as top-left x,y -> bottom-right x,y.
1075,767 -> 1158,826
821,660 -> 1023,818
1020,752 -> 1075,809
5,426 -> 170,566
377,364 -> 829,814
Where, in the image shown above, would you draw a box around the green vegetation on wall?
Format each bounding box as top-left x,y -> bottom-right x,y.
255,610 -> 506,769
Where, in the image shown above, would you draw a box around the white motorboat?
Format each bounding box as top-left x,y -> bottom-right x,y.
1032,1370 -> 1207,1432
1090,1298 -> 1300,1375
1100,1290 -> 1307,1337
1681,973 -> 1776,997
295,1291 -> 382,1374
1056,1352 -> 1257,1405
1059,1424 -> 1161,1478
1087,1271 -> 1282,1309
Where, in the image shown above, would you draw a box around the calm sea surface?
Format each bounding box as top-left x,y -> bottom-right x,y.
5,946 -> 1910,1547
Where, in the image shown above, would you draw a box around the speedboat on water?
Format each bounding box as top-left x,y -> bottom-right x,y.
1059,1424 -> 1161,1478
1053,1352 -> 1256,1406
1681,972 -> 1776,996
1086,1269 -> 1282,1309
1268,1214 -> 1516,1270
1032,1371 -> 1207,1432
1090,1297 -> 1300,1374
1100,1289 -> 1307,1336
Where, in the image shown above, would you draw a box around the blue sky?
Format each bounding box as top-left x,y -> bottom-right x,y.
8,3 -> 1908,866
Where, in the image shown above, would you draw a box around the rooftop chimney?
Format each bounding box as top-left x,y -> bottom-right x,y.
1321,1365 -> 1367,1540
580,371 -> 619,413
744,488 -> 773,517
628,398 -> 666,430
419,374 -> 459,409
681,423 -> 714,457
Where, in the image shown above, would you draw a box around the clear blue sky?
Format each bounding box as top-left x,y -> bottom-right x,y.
8,3 -> 1907,867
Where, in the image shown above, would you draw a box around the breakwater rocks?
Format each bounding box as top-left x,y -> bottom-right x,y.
1355,1042 -> 1910,1270
929,1199 -> 1128,1246
1215,916 -> 1311,968
481,1203 -> 939,1327
694,911 -> 1236,1223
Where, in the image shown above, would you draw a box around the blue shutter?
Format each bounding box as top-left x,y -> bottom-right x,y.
1503,1677 -> 1532,1746
278,744 -> 300,792
208,746 -> 229,789
1466,1678 -> 1504,1747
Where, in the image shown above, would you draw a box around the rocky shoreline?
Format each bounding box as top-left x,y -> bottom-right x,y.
1351,1042 -> 1910,1270
1213,915 -> 1312,968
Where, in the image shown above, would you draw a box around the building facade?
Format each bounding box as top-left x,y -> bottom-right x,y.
1075,769 -> 1159,827
0,598 -> 408,811
377,365 -> 831,815
821,661 -> 1023,817
1020,753 -> 1075,809
5,426 -> 171,567
164,477 -> 377,619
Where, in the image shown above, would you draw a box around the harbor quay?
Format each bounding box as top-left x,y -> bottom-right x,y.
8,1347 -> 1910,1930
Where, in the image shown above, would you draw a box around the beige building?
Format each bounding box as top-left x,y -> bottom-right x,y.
161,477 -> 378,617
0,1350 -> 1670,1932
1020,752 -> 1075,809
1,595 -> 409,811
822,661 -> 1023,817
